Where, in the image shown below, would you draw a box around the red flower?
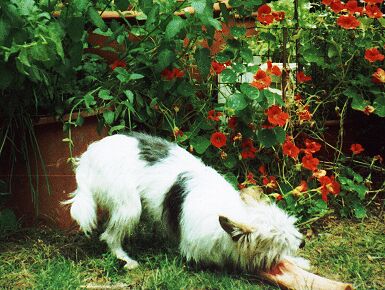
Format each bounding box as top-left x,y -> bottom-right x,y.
364,4 -> 383,18
207,110 -> 223,121
162,68 -> 175,80
302,154 -> 320,171
173,128 -> 184,137
298,105 -> 312,122
251,69 -> 272,90
110,59 -> 126,70
350,143 -> 365,155
364,0 -> 383,3
282,138 -> 300,159
304,139 -> 322,154
263,176 -> 278,189
211,61 -> 228,74
298,180 -> 308,192
372,68 -> 385,83
363,105 -> 375,115
272,11 -> 285,22
267,61 -> 282,77
365,48 -> 385,63
265,105 -> 289,127
257,4 -> 275,25
322,0 -> 333,5
246,172 -> 257,185
296,71 -> 312,83
228,116 -> 238,130
330,1 -> 345,13
258,165 -> 267,176
161,67 -> 185,80
241,139 -> 257,159
346,0 -> 363,15
276,194 -> 283,201
210,132 -> 227,148
336,15 -> 360,29
319,175 -> 340,202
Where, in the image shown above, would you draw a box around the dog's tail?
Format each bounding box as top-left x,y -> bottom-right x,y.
62,189 -> 97,236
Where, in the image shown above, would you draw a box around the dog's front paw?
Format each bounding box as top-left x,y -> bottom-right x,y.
124,259 -> 139,270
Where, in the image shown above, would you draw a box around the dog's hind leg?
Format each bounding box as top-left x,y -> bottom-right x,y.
100,195 -> 142,270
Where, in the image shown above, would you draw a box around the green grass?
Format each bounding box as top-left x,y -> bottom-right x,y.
0,214 -> 384,289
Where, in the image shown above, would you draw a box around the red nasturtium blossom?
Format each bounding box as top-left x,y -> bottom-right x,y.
336,15 -> 361,29
304,139 -> 322,154
241,139 -> 257,159
263,175 -> 278,189
257,4 -> 275,25
292,180 -> 308,197
346,0 -> 363,15
265,105 -> 289,127
211,61 -> 230,74
298,105 -> 312,122
207,110 -> 222,121
364,4 -> 383,18
365,48 -> 385,63
372,68 -> 385,84
246,172 -> 257,185
210,132 -> 227,148
109,59 -> 126,70
272,11 -> 285,21
319,175 -> 341,202
282,138 -> 300,159
258,164 -> 267,176
298,180 -> 308,192
266,61 -> 282,77
173,127 -> 184,137
296,71 -> 312,83
350,143 -> 365,155
363,105 -> 375,115
330,1 -> 345,13
161,67 -> 185,80
251,69 -> 272,90
228,116 -> 238,130
302,154 -> 320,171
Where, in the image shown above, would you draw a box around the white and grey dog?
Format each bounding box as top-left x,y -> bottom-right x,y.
65,132 -> 308,272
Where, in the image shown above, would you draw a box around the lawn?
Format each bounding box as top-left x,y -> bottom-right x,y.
0,214 -> 384,290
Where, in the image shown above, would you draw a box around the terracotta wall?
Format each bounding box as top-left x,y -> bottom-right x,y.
1,116 -> 107,229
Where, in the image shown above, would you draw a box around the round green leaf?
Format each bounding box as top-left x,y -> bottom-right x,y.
157,49 -> 176,71
87,6 -> 108,32
190,136 -> 210,154
257,127 -> 286,148
103,110 -> 115,125
194,47 -> 211,78
98,89 -> 113,100
230,26 -> 246,37
165,17 -> 185,40
240,83 -> 260,100
227,93 -> 248,111
373,95 -> 385,117
221,68 -> 237,83
115,0 -> 130,10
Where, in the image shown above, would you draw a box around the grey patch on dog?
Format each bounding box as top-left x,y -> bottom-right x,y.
130,132 -> 171,165
162,172 -> 190,236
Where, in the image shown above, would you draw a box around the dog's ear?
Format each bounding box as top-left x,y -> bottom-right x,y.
219,216 -> 255,242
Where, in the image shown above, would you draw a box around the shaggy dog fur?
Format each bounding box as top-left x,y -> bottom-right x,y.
65,133 -> 308,271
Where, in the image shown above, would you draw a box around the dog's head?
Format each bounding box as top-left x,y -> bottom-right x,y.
219,203 -> 304,271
